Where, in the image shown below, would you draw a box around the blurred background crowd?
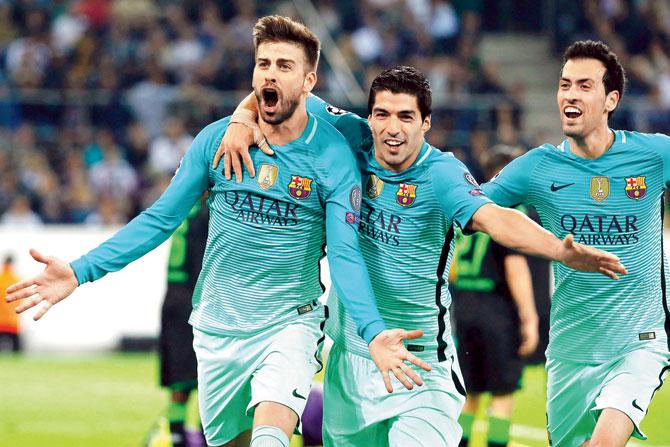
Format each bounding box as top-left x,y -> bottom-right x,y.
1,0 -> 669,225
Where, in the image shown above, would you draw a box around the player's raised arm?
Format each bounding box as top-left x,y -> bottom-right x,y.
468,204 -> 627,279
212,92 -> 273,181
320,136 -> 431,393
215,93 -> 373,182
5,122 -> 219,320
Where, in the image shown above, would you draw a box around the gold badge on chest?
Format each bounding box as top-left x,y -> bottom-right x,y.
590,176 -> 609,203
366,174 -> 384,199
257,164 -> 279,190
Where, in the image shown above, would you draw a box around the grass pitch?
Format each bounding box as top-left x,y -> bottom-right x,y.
0,353 -> 668,447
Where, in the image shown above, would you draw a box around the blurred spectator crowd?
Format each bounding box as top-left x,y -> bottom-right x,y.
0,0 -> 669,225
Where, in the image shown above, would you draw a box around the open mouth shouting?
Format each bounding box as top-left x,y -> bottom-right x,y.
261,86 -> 280,115
563,105 -> 583,121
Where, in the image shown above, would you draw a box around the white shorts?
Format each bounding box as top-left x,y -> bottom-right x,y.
546,347 -> 670,446
323,342 -> 466,447
193,305 -> 326,446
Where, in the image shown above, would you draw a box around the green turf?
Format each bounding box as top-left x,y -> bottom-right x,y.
0,354 -> 668,447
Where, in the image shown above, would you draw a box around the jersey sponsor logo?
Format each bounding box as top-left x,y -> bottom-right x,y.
366,174 -> 384,199
326,105 -> 349,116
224,191 -> 298,226
359,203 -> 401,246
550,182 -> 575,192
396,183 -> 417,207
560,213 -> 639,245
288,175 -> 313,200
625,176 -> 647,200
632,399 -> 644,412
469,188 -> 484,196
350,185 -> 362,211
257,164 -> 279,190
590,176 -> 609,202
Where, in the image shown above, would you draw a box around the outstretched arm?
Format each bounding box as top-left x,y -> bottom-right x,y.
469,203 -> 627,279
6,121 -> 219,319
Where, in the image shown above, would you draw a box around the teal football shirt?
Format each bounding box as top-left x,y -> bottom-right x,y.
482,130 -> 670,362
71,113 -> 387,343
307,95 -> 491,362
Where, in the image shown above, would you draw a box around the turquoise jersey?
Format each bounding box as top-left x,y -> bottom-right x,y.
307,95 -> 491,362
482,131 -> 670,362
70,113 -> 386,343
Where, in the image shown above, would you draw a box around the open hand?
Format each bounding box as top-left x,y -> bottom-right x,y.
5,249 -> 78,320
368,329 -> 432,393
557,234 -> 627,279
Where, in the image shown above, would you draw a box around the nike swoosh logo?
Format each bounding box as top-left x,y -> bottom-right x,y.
632,399 -> 644,412
292,388 -> 307,400
550,182 -> 575,192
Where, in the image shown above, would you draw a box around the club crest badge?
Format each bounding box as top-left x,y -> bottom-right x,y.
625,176 -> 646,200
256,164 -> 278,190
396,183 -> 417,207
366,174 -> 384,199
590,176 -> 609,203
288,175 -> 313,200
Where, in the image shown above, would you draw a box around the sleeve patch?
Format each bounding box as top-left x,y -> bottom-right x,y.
349,185 -> 362,211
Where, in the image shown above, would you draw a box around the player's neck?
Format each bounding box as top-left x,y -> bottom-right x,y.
568,126 -> 614,160
259,102 -> 309,146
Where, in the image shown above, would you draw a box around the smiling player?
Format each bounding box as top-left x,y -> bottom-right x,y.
5,16 -> 433,447
217,65 -> 626,446
482,40 -> 670,446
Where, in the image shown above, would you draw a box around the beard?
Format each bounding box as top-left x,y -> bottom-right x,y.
255,89 -> 301,125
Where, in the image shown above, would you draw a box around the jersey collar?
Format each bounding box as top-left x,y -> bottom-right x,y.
559,129 -> 622,160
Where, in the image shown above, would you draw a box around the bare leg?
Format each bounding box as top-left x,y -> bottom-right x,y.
220,429 -> 251,447
254,401 -> 297,437
489,394 -> 513,418
583,408 -> 633,447
463,393 -> 481,414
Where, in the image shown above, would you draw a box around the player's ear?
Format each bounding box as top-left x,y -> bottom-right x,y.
605,90 -> 620,114
422,115 -> 431,133
303,70 -> 317,94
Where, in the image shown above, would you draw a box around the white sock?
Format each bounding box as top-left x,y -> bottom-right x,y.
249,425 -> 289,447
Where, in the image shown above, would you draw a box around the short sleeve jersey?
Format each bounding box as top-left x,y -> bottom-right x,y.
482,131 -> 670,362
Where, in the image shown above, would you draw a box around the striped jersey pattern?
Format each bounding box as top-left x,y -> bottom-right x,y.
72,113 -> 385,340
307,95 -> 490,362
483,130 -> 670,362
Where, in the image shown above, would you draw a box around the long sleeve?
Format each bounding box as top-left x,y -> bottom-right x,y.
71,121 -> 223,284
319,136 -> 386,343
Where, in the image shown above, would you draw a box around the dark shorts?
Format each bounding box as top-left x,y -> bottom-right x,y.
454,292 -> 523,395
0,332 -> 20,352
159,284 -> 197,389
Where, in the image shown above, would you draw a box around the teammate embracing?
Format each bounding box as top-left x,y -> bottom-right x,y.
6,16 -> 432,447
219,65 -> 626,446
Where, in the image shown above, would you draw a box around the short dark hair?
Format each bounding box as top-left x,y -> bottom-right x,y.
253,15 -> 320,71
562,40 -> 627,119
368,66 -> 432,119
